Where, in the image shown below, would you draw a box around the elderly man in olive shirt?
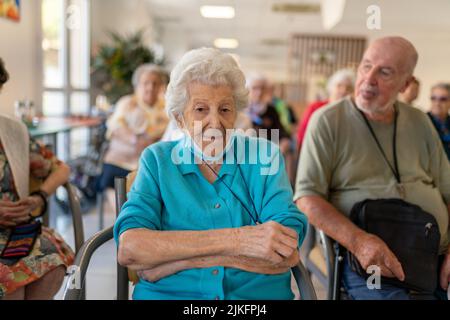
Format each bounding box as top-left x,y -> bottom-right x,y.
295,36 -> 450,300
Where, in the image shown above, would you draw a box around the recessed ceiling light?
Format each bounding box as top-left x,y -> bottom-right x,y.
200,5 -> 235,19
214,38 -> 239,49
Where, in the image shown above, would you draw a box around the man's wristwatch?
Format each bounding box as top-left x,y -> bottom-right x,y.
30,190 -> 49,217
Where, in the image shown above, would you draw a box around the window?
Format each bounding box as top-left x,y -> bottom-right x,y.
41,0 -> 90,159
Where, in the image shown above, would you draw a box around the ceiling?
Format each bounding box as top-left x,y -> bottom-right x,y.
144,0 -> 450,81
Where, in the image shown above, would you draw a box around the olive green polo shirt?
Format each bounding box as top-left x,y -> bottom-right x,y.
295,97 -> 450,253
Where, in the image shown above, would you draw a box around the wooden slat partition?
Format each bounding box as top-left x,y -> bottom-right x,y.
287,34 -> 367,119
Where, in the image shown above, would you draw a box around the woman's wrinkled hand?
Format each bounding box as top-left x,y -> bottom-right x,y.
137,260 -> 189,283
233,221 -> 299,264
0,195 -> 43,227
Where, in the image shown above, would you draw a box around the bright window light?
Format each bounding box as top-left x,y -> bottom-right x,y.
214,38 -> 239,49
200,6 -> 235,19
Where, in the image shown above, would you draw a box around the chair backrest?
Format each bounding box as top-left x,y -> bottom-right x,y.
122,171 -> 140,284
114,172 -> 316,300
65,183 -> 85,253
42,183 -> 85,253
114,176 -> 130,300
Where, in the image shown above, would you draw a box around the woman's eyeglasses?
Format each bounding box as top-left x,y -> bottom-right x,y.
431,95 -> 450,102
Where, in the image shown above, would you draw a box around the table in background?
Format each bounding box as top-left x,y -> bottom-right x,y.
29,116 -> 103,160
28,116 -> 103,227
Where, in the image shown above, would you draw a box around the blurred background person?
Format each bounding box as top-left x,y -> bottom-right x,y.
245,73 -> 292,178
265,81 -> 297,138
0,58 -> 74,300
296,68 -> 355,150
398,76 -> 420,106
427,82 -> 450,160
245,74 -> 290,150
98,64 -> 169,194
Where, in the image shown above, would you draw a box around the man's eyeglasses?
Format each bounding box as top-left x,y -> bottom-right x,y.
431,95 -> 450,102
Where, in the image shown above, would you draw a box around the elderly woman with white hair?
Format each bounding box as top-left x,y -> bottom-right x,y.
98,64 -> 169,193
113,48 -> 307,300
296,68 -> 355,149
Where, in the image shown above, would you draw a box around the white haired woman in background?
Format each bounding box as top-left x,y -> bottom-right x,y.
114,48 -> 307,300
296,68 -> 355,149
98,64 -> 169,194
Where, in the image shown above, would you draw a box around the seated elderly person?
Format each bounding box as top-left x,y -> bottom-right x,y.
296,37 -> 450,300
98,64 -> 169,193
297,68 -> 355,150
245,74 -> 291,154
0,58 -> 74,299
427,83 -> 450,160
114,48 -> 308,300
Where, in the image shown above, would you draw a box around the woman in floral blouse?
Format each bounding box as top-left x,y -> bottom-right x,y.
0,58 -> 74,300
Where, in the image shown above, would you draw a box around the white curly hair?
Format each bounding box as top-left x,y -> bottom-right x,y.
165,47 -> 248,120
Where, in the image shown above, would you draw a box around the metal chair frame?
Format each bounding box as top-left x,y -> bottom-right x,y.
64,176 -> 317,300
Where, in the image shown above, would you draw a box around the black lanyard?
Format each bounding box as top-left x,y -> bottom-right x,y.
201,145 -> 260,225
357,107 -> 401,184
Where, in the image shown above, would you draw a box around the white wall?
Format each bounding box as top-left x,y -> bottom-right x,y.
91,0 -> 155,48
0,0 -> 42,117
336,0 -> 450,111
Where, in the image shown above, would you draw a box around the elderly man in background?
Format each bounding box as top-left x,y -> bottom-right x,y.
295,36 -> 450,300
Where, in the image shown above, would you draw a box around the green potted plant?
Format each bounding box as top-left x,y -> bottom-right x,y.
91,30 -> 164,104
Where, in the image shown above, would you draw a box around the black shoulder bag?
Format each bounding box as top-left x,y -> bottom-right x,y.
347,107 -> 441,293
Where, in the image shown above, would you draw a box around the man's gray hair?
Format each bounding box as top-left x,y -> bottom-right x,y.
132,63 -> 165,88
327,68 -> 355,94
165,47 -> 248,120
431,82 -> 450,95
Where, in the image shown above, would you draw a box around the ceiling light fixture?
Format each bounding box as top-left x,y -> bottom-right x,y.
214,38 -> 239,49
200,5 -> 235,19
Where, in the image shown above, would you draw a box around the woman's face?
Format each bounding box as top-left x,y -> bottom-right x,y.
135,71 -> 163,106
179,82 -> 237,157
430,87 -> 450,118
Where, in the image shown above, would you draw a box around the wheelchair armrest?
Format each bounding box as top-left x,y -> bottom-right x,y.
63,226 -> 114,300
291,260 -> 317,300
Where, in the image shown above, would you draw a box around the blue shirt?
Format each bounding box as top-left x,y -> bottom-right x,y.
113,134 -> 308,300
428,112 -> 450,161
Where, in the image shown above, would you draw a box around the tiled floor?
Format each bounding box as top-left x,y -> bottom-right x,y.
52,190 -> 327,300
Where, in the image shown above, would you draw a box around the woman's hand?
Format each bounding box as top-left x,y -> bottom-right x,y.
137,259 -> 190,283
233,221 -> 299,264
0,195 -> 43,227
16,195 -> 45,214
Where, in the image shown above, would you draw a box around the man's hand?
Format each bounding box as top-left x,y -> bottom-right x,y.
440,250 -> 450,290
233,221 -> 299,264
353,232 -> 405,281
